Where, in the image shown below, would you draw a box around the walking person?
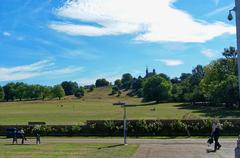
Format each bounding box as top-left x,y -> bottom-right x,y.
211,122 -> 222,152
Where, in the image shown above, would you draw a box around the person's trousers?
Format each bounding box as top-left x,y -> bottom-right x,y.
214,136 -> 221,150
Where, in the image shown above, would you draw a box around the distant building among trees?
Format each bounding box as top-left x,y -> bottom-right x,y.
145,67 -> 156,78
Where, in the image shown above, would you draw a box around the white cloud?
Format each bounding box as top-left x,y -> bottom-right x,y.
49,0 -> 235,43
155,59 -> 184,66
201,49 -> 217,58
3,32 -> 11,37
62,50 -> 99,60
0,60 -> 83,81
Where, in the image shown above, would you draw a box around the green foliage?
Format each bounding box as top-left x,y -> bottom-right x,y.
104,120 -> 116,134
114,79 -> 122,88
171,65 -> 204,102
95,78 -> 110,87
40,86 -> 52,100
25,85 -> 42,100
3,82 -> 16,101
15,82 -> 27,101
52,85 -> 65,100
71,125 -> 82,134
74,87 -> 84,98
0,86 -> 4,100
121,73 -> 133,89
111,86 -> 119,95
222,46 -> 237,59
143,75 -> 172,102
61,81 -> 79,96
200,58 -> 238,105
4,119 -> 240,137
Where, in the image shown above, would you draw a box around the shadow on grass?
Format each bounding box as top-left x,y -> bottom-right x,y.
175,103 -> 240,118
127,102 -> 159,107
98,144 -> 125,149
4,144 -> 33,146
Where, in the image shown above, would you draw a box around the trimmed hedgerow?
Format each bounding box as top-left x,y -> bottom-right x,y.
1,119 -> 240,136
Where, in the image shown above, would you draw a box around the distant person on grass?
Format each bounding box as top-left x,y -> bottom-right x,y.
12,129 -> 18,144
211,122 -> 222,152
35,132 -> 41,144
19,128 -> 26,144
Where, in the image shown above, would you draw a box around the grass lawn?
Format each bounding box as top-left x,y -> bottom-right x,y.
0,141 -> 138,158
0,87 -> 239,125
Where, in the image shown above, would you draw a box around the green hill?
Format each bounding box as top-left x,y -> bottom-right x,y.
0,87 -> 236,125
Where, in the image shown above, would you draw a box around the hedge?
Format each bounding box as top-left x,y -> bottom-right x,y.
0,119 -> 240,136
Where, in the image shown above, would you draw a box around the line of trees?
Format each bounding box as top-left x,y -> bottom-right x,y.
111,46 -> 239,107
0,81 -> 85,101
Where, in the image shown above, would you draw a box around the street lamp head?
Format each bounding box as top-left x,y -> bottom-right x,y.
228,11 -> 233,21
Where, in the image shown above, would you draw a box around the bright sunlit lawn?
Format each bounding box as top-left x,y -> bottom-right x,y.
0,141 -> 138,158
0,87 -> 239,125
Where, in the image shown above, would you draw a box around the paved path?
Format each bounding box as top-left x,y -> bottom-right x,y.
132,140 -> 235,158
1,138 -> 237,158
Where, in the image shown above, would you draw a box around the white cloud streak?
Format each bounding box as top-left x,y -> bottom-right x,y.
155,59 -> 184,66
201,49 -> 217,58
62,50 -> 99,60
3,32 -> 11,37
0,60 -> 83,81
49,0 -> 235,43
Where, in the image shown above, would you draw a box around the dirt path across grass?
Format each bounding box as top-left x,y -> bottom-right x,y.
1,138 -> 237,158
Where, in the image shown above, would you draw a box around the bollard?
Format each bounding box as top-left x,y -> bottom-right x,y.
235,135 -> 240,158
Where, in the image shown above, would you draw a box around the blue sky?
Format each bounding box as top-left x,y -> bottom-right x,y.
0,0 -> 237,85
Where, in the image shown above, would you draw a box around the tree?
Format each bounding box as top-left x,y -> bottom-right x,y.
200,58 -> 238,106
222,46 -> 237,59
121,73 -> 133,89
171,65 -> 204,103
61,81 -> 78,96
111,86 -> 119,95
25,85 -> 42,100
15,82 -> 27,101
171,77 -> 180,84
95,79 -> 109,87
40,86 -> 51,100
74,87 -> 84,98
143,75 -> 172,102
0,86 -> 4,100
52,85 -> 65,100
179,73 -> 191,81
159,73 -> 170,81
131,77 -> 143,90
114,79 -> 122,88
3,83 -> 16,101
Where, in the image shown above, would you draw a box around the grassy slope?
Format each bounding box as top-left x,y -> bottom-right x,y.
0,142 -> 138,158
0,87 -> 238,125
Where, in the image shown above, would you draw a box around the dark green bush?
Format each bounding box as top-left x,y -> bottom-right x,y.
2,119 -> 240,137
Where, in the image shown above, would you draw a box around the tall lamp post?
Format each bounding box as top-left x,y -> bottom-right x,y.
228,0 -> 240,101
113,102 -> 128,145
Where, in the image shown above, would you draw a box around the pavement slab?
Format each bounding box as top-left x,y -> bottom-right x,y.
132,139 -> 235,158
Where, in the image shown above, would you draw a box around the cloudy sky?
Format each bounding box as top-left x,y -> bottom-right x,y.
0,0 -> 237,85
